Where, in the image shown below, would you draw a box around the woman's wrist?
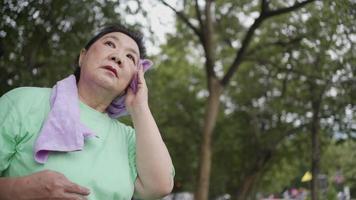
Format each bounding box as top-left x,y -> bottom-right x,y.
129,103 -> 150,116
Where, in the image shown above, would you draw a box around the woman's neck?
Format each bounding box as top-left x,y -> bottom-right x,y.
77,81 -> 116,113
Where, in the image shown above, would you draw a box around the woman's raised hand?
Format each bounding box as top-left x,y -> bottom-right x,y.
126,65 -> 149,115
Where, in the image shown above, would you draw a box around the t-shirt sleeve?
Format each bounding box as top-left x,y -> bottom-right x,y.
126,126 -> 137,183
0,92 -> 20,175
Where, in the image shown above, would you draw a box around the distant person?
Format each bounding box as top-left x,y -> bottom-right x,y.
0,24 -> 174,199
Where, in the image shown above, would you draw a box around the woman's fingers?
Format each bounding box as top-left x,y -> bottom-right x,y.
61,192 -> 89,200
23,170 -> 91,199
64,181 -> 90,195
137,64 -> 146,85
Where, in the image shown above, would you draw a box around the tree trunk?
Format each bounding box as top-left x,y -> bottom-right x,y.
194,77 -> 223,200
311,99 -> 321,200
235,149 -> 272,200
235,174 -> 259,200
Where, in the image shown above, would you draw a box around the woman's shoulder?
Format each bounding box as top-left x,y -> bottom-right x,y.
114,120 -> 135,132
112,120 -> 136,138
3,87 -> 51,101
2,87 -> 51,109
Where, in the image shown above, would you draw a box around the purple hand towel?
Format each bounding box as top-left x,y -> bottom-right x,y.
34,59 -> 153,164
106,59 -> 153,118
34,75 -> 95,163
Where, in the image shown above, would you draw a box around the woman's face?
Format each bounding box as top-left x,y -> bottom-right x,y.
78,32 -> 140,97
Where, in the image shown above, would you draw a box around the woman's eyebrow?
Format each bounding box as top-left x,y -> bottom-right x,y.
102,35 -> 139,59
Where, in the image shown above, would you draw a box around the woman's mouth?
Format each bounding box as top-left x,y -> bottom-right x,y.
102,65 -> 118,77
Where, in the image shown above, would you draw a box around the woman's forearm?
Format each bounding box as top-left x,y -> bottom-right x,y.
131,104 -> 174,198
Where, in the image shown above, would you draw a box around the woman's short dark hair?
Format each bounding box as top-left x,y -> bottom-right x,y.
74,24 -> 147,82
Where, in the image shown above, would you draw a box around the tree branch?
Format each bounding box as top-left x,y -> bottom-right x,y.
203,0 -> 216,78
158,0 -> 202,39
261,0 -> 269,14
245,35 -> 304,57
274,123 -> 309,146
221,16 -> 264,86
194,0 -> 204,30
265,0 -> 316,17
221,0 -> 316,86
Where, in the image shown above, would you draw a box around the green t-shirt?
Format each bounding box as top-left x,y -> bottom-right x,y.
0,87 -> 137,200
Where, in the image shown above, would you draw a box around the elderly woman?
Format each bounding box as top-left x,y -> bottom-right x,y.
0,25 -> 174,199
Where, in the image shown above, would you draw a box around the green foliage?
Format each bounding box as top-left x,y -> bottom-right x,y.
0,0 -> 144,94
323,140 -> 356,194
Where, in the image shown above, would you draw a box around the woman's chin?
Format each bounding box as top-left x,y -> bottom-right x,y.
96,75 -> 126,94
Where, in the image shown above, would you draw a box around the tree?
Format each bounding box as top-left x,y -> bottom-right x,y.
156,1 -> 319,199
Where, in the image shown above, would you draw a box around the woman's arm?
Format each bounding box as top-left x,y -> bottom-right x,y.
131,105 -> 174,199
126,67 -> 174,199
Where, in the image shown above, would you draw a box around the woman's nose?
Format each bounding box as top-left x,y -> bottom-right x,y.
110,54 -> 123,66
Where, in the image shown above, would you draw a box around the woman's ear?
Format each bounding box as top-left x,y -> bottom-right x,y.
78,49 -> 86,67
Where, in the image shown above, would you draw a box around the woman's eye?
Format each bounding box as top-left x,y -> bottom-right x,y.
105,41 -> 115,48
127,54 -> 135,64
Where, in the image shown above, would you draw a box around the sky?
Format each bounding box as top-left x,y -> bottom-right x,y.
119,0 -> 178,55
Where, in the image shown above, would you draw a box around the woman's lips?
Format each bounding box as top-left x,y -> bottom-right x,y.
102,65 -> 118,77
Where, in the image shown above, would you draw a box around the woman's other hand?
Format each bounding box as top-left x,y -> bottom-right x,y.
0,170 -> 90,200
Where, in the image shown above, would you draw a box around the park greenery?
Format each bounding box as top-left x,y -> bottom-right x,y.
1,0 -> 355,199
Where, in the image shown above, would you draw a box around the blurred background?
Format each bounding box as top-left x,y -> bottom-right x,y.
0,0 -> 355,199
